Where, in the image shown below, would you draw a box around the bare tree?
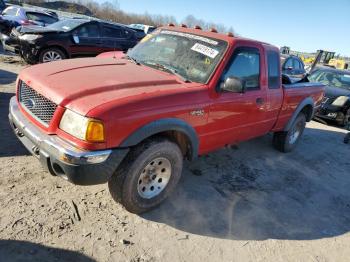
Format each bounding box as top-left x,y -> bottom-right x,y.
24,0 -> 235,33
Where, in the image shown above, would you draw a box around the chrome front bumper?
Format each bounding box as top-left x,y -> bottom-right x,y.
9,96 -> 112,165
8,96 -> 129,185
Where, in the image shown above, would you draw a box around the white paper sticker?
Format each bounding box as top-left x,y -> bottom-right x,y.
191,43 -> 219,58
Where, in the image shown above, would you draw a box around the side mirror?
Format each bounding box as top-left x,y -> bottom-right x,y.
220,76 -> 244,93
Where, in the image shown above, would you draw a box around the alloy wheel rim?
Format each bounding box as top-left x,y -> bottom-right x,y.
42,51 -> 62,62
137,157 -> 172,199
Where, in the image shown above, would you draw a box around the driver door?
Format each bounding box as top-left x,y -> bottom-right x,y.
206,46 -> 269,149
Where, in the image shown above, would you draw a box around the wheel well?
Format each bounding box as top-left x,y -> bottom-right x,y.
148,131 -> 193,160
301,104 -> 313,121
39,45 -> 69,59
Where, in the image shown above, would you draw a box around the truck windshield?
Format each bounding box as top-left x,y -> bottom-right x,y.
127,30 -> 228,83
309,70 -> 350,90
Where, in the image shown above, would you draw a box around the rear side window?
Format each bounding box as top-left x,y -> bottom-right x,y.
102,26 -> 123,38
267,51 -> 280,89
26,12 -> 58,24
223,47 -> 260,91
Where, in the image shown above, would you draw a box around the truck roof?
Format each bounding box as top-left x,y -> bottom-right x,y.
161,24 -> 277,49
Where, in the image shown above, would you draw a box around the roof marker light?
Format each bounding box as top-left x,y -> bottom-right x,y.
168,23 -> 175,27
180,24 -> 187,28
194,25 -> 202,30
227,32 -> 234,37
210,28 -> 218,33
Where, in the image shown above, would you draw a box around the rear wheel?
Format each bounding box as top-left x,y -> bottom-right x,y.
273,113 -> 306,153
108,138 -> 183,214
39,48 -> 66,63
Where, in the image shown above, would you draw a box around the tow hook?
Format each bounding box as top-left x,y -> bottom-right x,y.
31,146 -> 40,156
15,128 -> 24,137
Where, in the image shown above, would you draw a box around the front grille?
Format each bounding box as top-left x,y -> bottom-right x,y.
18,81 -> 57,126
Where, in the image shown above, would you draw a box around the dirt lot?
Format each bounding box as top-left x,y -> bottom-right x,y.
1,55 -> 350,262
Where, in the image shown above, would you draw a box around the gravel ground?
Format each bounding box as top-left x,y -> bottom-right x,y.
1,56 -> 350,262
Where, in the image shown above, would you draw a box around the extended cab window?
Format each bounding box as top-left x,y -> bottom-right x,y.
267,51 -> 280,89
223,48 -> 260,91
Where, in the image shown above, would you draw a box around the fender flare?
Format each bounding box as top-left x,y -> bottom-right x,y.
120,118 -> 199,160
284,97 -> 314,131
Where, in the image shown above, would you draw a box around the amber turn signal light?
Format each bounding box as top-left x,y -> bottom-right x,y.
85,120 -> 105,142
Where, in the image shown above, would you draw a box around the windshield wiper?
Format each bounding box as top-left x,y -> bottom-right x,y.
144,61 -> 191,83
124,55 -> 141,65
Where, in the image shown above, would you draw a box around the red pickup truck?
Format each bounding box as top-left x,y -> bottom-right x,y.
9,25 -> 324,213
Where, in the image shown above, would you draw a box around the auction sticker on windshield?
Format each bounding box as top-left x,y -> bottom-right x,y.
191,43 -> 219,58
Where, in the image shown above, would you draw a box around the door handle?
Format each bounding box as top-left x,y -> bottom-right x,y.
256,98 -> 264,105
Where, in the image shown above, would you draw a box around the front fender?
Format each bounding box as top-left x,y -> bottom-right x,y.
120,118 -> 199,160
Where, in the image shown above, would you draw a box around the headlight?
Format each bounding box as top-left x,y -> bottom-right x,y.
59,109 -> 105,142
19,34 -> 42,41
332,96 -> 349,107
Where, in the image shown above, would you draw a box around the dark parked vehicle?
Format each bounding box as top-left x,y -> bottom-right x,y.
128,24 -> 156,40
310,67 -> 350,126
0,0 -> 6,13
4,18 -> 138,63
1,5 -> 58,27
0,14 -> 12,35
281,54 -> 306,79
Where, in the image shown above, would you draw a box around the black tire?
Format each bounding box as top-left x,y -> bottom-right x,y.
340,108 -> 350,127
39,47 -> 66,63
273,113 -> 306,153
108,138 -> 183,214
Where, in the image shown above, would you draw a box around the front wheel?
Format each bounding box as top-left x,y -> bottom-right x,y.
39,48 -> 66,63
273,113 -> 306,153
108,138 -> 183,214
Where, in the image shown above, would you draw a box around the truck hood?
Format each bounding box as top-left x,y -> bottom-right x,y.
19,57 -> 191,115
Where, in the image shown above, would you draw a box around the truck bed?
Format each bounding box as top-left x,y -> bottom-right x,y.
272,82 -> 325,131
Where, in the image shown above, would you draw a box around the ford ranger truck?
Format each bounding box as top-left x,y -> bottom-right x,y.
8,25 -> 325,213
